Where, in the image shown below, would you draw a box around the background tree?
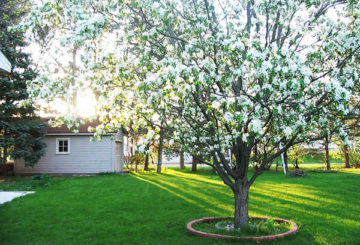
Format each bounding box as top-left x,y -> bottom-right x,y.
287,144 -> 306,169
324,134 -> 331,170
331,133 -> 360,168
338,104 -> 360,168
0,0 -> 46,174
179,151 -> 185,170
21,0 -> 360,228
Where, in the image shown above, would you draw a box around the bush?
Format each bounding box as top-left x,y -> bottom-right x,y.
98,172 -> 117,176
31,174 -> 52,187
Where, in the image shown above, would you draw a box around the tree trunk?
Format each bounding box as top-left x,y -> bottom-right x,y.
1,147 -> 7,176
284,150 -> 288,172
144,153 -> 149,171
254,144 -> 258,165
233,181 -> 249,227
156,129 -> 164,174
325,135 -> 331,170
130,136 -> 134,165
292,150 -> 299,169
144,143 -> 150,171
180,151 -> 184,170
68,47 -> 78,114
344,146 -> 350,168
192,157 -> 197,171
295,158 -> 299,169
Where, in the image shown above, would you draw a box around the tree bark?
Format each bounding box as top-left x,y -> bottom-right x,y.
254,144 -> 258,164
233,181 -> 249,227
293,149 -> 299,169
180,151 -> 184,170
325,135 -> 331,170
295,158 -> 299,169
156,129 -> 164,174
144,153 -> 149,171
144,143 -> 150,171
284,150 -> 288,172
1,147 -> 7,176
344,146 -> 350,168
192,157 -> 197,171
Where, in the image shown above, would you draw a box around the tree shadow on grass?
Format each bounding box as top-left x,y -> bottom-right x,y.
131,171 -> 307,244
132,173 -> 233,217
1,169 -> 357,245
132,169 -> 360,245
251,171 -> 360,244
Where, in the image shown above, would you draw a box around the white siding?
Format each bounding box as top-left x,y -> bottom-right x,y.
15,135 -> 114,174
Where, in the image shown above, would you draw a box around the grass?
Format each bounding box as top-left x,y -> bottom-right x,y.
0,165 -> 359,245
0,174 -> 52,191
302,154 -> 343,164
0,176 -> 40,191
269,154 -> 343,165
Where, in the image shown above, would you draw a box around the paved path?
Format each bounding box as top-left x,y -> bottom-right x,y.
0,191 -> 35,205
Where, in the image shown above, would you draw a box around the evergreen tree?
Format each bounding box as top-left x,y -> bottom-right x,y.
0,0 -> 46,172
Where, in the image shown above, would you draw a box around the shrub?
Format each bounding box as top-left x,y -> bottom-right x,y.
31,174 -> 52,187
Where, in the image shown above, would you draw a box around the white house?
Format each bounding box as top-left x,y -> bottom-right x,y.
14,121 -> 125,175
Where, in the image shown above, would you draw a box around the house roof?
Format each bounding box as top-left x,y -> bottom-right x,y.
41,118 -> 127,138
46,122 -> 100,134
43,118 -> 102,135
0,50 -> 11,73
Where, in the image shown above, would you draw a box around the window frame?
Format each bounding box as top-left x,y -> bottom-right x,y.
56,138 -> 70,154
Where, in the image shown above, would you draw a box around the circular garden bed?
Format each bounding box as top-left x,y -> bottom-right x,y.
187,216 -> 298,241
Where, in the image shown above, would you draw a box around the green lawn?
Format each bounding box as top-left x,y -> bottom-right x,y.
302,154 -> 343,164
270,154 -> 343,165
0,166 -> 359,245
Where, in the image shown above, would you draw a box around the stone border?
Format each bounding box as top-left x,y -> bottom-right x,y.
186,216 -> 298,241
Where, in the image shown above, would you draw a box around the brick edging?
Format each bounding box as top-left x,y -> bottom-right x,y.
186,216 -> 298,241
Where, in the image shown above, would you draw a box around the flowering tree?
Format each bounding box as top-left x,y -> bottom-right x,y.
331,137 -> 360,167
22,0 -> 360,227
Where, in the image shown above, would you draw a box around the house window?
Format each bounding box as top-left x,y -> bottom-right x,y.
56,138 -> 70,154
